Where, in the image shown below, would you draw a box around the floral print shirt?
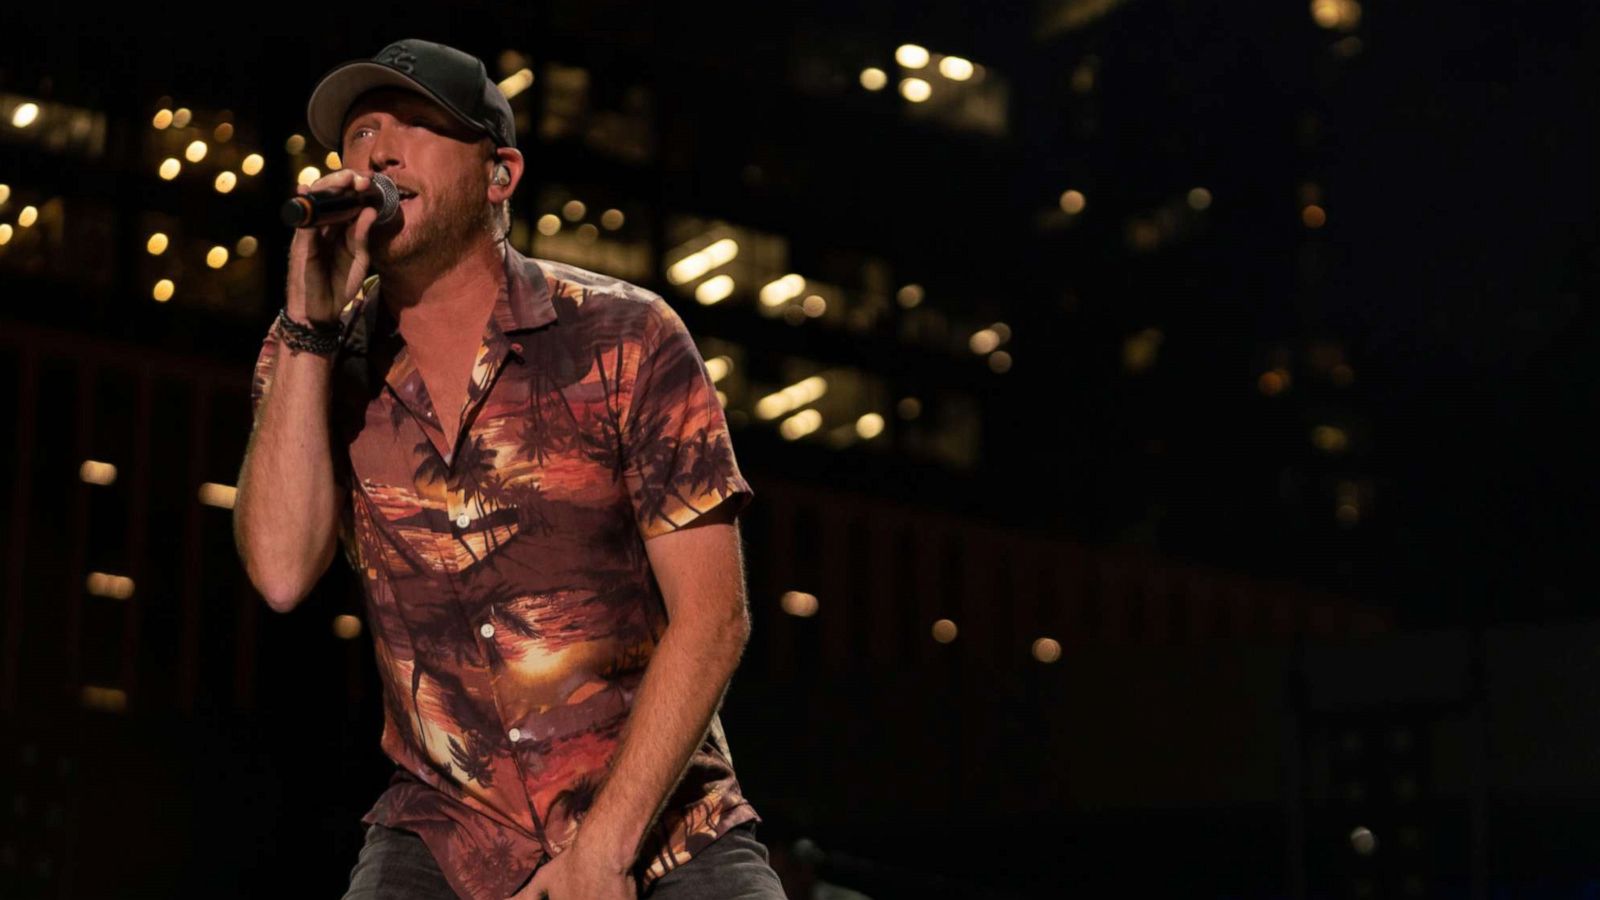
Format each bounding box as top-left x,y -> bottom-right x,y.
250,247 -> 758,899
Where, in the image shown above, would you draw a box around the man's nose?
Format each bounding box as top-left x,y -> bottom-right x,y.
363,132 -> 402,173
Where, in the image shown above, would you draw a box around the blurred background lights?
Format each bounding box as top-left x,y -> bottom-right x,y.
285,134 -> 306,154
1312,425 -> 1350,453
695,274 -> 735,305
80,685 -> 127,713
859,67 -> 888,91
198,482 -> 238,509
17,206 -> 38,228
576,223 -> 599,244
206,246 -> 229,269
896,283 -> 925,309
0,224 -> 12,246
536,214 -> 561,235
757,376 -> 828,420
855,413 -> 885,439
897,397 -> 922,419
1032,637 -> 1062,663
1303,204 -> 1328,228
667,237 -> 738,285
236,235 -> 258,258
159,159 -> 181,180
1312,0 -> 1363,30
79,460 -> 117,486
214,171 -> 237,194
760,274 -> 807,308
895,44 -> 930,68
899,78 -> 932,103
0,183 -> 9,205
705,356 -> 732,383
12,103 -> 40,128
324,151 -> 341,170
989,351 -> 1013,373
562,199 -> 587,221
185,140 -> 208,163
1059,189 -> 1087,214
297,166 -> 321,187
780,590 -> 819,617
801,294 -> 826,317
152,109 -> 173,129
1188,187 -> 1213,210
969,328 -> 1001,355
600,208 -> 625,230
1123,328 -> 1164,373
938,56 -> 974,81
932,618 -> 958,643
146,232 -> 170,256
497,68 -> 535,100
1258,369 -> 1290,396
213,122 -> 234,143
241,153 -> 264,176
332,615 -> 362,640
172,108 -> 192,128
152,279 -> 174,303
86,572 -> 135,600
1350,825 -> 1377,856
779,408 -> 823,440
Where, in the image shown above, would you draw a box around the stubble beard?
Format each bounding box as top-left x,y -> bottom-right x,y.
370,178 -> 497,279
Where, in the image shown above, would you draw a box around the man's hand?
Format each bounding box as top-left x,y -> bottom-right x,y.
510,843 -> 637,900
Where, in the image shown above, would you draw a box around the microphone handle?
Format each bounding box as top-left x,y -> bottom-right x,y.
280,189 -> 371,229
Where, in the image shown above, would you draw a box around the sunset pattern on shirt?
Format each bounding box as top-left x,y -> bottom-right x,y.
251,249 -> 757,900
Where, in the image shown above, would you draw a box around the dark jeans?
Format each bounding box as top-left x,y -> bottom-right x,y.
342,821 -> 787,899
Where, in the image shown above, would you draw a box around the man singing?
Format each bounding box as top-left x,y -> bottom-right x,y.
233,38 -> 783,900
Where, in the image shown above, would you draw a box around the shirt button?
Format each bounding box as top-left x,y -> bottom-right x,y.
456,512 -> 470,528
480,622 -> 495,639
508,728 -> 522,742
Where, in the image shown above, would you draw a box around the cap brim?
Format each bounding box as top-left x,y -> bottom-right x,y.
306,61 -> 487,151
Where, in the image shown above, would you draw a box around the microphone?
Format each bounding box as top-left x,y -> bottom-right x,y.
280,172 -> 401,228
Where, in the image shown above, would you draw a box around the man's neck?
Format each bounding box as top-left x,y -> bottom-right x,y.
379,240 -> 507,343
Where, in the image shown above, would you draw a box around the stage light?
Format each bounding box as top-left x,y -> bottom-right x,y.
802,294 -> 826,317
705,356 -> 733,383
332,614 -> 362,639
241,153 -> 264,176
159,158 -> 181,180
198,482 -> 238,509
932,618 -> 958,643
969,328 -> 1001,354
86,572 -> 135,600
497,68 -> 534,99
185,140 -> 207,163
860,67 -> 888,91
1188,187 -> 1213,210
695,274 -> 734,305
214,172 -> 237,194
537,213 -> 560,235
152,109 -> 174,129
207,246 -> 229,269
989,351 -> 1013,373
759,273 -> 806,307
153,279 -> 175,302
1059,189 -> 1086,214
1032,637 -> 1062,663
781,591 -> 819,617
236,236 -> 258,258
779,409 -> 822,440
0,224 -> 12,246
297,166 -> 321,186
895,44 -> 930,69
562,199 -> 586,221
213,122 -> 234,143
939,56 -> 974,81
899,78 -> 932,103
601,208 -> 625,230
896,283 -> 924,308
12,103 -> 40,128
17,206 -> 38,228
285,134 -> 306,154
666,238 -> 738,285
325,151 -> 341,170
855,413 -> 884,439
756,376 -> 828,420
172,108 -> 192,128
79,460 -> 118,486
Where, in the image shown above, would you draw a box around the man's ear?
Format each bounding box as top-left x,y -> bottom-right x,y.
489,147 -> 524,203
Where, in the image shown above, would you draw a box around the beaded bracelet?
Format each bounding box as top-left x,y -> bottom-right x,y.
274,307 -> 343,357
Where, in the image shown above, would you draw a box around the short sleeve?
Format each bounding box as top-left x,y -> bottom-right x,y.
621,298 -> 754,540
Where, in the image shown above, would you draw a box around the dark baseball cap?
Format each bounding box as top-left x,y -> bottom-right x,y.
306,38 -> 517,151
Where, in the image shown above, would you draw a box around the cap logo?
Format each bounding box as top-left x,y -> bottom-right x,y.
375,44 -> 417,74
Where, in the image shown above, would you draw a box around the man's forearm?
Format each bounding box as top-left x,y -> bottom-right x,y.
571,610 -> 749,873
234,338 -> 342,611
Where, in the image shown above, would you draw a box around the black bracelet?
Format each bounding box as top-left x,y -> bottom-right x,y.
275,307 -> 343,357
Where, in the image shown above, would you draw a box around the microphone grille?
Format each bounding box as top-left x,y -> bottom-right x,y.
370,173 -> 401,224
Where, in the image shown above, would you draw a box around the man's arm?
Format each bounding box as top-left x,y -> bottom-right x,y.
570,500 -> 751,873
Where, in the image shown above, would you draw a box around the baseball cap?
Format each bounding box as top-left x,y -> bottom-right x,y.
306,38 -> 517,151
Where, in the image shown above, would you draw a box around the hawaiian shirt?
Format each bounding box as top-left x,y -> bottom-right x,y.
249,246 -> 758,900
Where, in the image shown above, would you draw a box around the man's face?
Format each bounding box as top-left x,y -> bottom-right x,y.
340,88 -> 496,272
